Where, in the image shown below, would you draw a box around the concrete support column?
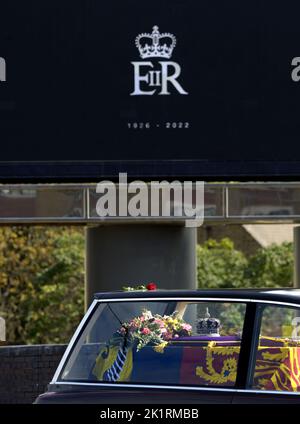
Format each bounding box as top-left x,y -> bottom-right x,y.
294,226 -> 300,288
85,225 -> 197,307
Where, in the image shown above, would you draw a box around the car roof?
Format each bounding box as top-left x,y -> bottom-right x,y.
94,288 -> 300,304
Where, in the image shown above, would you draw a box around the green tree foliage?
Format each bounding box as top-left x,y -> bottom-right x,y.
244,242 -> 293,288
197,238 -> 248,289
0,228 -> 294,345
0,226 -> 85,345
197,238 -> 294,289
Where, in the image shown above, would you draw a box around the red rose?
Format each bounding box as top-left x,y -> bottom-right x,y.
146,282 -> 157,291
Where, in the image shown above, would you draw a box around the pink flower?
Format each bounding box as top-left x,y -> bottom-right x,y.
154,319 -> 165,328
182,323 -> 192,331
162,331 -> 173,340
141,328 -> 151,335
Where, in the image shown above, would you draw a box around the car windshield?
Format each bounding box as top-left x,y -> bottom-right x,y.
59,300 -> 247,387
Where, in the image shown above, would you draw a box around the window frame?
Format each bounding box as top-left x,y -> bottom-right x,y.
51,297 -> 300,397
248,302 -> 300,393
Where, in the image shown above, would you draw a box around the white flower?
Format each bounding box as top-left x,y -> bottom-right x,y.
142,310 -> 153,320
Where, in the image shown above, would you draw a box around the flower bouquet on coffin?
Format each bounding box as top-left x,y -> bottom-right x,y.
118,309 -> 192,352
99,309 -> 192,382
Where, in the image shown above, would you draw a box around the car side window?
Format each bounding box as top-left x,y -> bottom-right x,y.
251,305 -> 300,392
60,300 -> 247,388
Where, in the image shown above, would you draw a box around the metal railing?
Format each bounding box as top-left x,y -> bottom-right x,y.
0,182 -> 299,224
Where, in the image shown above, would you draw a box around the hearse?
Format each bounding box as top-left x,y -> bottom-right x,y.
35,289 -> 300,403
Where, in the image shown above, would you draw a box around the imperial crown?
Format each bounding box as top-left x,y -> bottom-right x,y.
197,308 -> 221,336
135,26 -> 176,59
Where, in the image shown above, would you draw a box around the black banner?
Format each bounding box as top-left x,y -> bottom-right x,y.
1,0 -> 300,180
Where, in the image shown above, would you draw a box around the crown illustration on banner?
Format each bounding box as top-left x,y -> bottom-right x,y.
135,25 -> 176,59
